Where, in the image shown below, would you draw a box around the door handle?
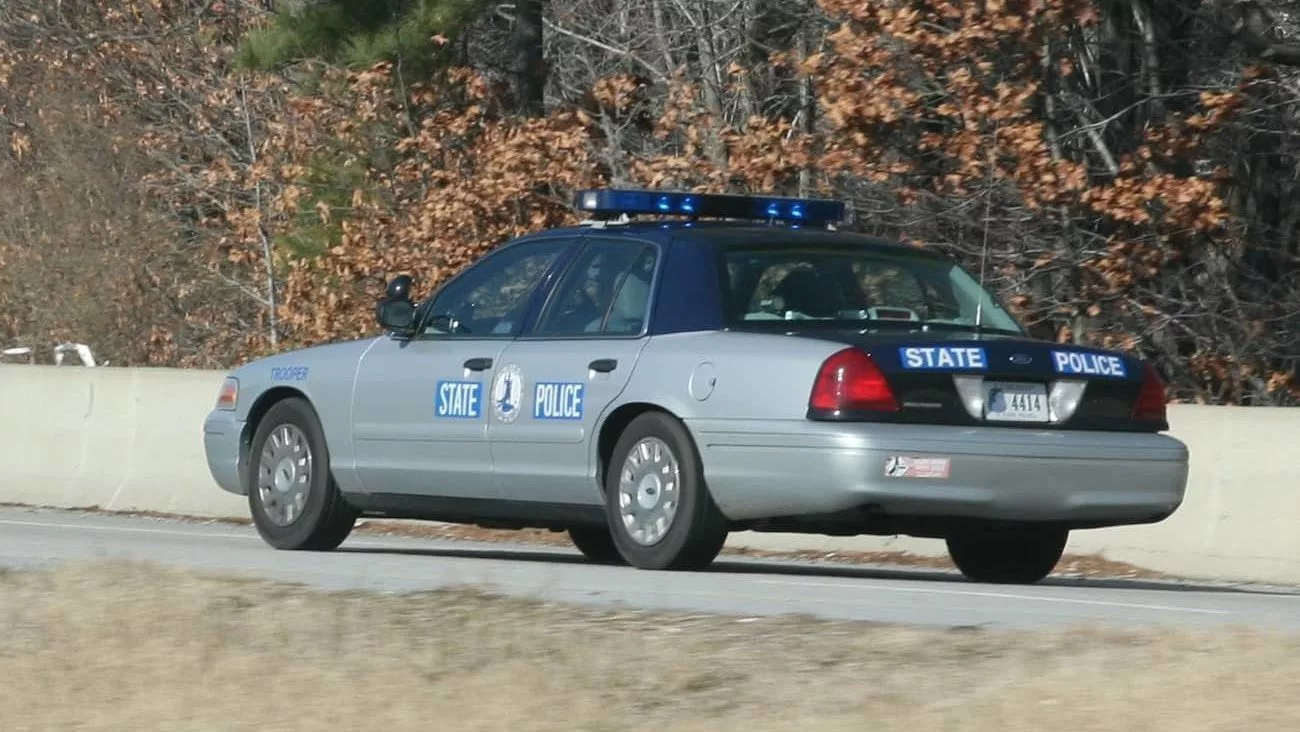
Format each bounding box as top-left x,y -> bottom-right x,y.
463,357 -> 494,371
589,358 -> 618,373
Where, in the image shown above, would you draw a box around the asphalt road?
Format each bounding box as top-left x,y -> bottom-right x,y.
2,506 -> 1298,631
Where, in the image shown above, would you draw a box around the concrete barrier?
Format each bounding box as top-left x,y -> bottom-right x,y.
0,365 -> 246,518
2,365 -> 1297,585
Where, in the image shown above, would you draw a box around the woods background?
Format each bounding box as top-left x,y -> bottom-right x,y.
2,0 -> 1299,405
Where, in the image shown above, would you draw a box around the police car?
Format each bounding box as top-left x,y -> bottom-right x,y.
202,189 -> 1189,584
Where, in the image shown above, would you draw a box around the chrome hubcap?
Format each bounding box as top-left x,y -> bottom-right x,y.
256,423 -> 312,526
617,437 -> 680,546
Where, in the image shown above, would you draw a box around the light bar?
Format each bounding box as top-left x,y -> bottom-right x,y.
573,188 -> 846,226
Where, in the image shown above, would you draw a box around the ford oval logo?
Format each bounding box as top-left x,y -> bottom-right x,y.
1009,353 -> 1032,365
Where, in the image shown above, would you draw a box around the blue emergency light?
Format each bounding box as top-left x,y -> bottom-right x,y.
574,188 -> 846,227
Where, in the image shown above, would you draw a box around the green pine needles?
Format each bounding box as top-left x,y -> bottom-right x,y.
236,0 -> 492,76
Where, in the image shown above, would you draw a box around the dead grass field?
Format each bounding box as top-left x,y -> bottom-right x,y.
0,561 -> 1297,732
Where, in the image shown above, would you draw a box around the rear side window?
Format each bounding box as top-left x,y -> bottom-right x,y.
534,240 -> 658,337
722,244 -> 1023,333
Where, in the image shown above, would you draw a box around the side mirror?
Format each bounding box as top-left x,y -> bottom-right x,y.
377,274 -> 418,336
377,299 -> 416,334
385,274 -> 413,301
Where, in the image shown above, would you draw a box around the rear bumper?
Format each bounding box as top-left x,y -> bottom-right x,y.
687,419 -> 1189,528
202,409 -> 247,496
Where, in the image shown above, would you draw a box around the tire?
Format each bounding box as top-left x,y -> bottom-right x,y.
603,411 -> 728,570
945,526 -> 1069,584
245,397 -> 358,551
566,526 -> 626,564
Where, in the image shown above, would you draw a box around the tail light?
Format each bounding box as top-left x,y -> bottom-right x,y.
809,348 -> 899,414
1132,362 -> 1166,422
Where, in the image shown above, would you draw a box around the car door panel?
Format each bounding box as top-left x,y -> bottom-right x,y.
487,339 -> 648,504
351,338 -> 505,498
348,235 -> 579,500
488,236 -> 661,505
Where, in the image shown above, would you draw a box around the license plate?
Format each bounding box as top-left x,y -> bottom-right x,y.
983,381 -> 1048,422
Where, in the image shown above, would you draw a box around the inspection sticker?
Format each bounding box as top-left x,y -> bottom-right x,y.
884,456 -> 951,479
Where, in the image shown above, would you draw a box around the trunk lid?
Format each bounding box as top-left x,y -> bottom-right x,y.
791,328 -> 1159,432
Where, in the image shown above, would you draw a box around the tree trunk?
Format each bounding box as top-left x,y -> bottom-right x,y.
513,0 -> 546,117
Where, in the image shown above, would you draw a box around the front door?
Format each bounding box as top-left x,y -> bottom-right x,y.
350,236 -> 576,498
488,237 -> 660,505
351,336 -> 507,498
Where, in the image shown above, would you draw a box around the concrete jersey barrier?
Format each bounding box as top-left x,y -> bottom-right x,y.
2,364 -> 1297,585
0,365 -> 246,517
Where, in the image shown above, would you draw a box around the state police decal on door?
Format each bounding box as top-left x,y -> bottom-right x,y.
493,363 -> 524,423
533,381 -> 584,420
435,379 -> 483,419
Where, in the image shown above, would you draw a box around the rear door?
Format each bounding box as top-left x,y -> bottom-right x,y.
350,236 -> 578,499
487,235 -> 660,504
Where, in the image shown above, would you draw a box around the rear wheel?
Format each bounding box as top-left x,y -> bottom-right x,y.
246,397 -> 358,551
604,411 -> 728,570
945,526 -> 1068,584
567,526 -> 625,564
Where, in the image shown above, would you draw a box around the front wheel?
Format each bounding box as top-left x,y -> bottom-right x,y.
246,397 -> 358,551
945,526 -> 1069,584
603,411 -> 729,570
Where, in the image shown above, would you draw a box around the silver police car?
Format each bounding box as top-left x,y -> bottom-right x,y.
202,189 -> 1189,584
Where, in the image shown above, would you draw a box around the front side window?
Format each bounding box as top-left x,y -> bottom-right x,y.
533,240 -> 658,337
722,244 -> 1024,334
422,238 -> 571,337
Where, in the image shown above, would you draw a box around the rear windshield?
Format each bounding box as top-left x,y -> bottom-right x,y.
720,243 -> 1024,334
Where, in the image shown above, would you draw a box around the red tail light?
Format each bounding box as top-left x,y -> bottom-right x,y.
809,348 -> 899,413
1132,362 -> 1167,422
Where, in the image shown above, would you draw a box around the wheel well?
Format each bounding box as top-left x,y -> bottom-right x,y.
596,402 -> 675,492
239,386 -> 310,467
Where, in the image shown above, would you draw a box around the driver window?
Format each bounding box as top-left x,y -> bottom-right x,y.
423,238 -> 570,337
533,241 -> 657,337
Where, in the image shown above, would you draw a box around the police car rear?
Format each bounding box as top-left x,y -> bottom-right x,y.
580,190 -> 1187,584
708,226 -> 1168,434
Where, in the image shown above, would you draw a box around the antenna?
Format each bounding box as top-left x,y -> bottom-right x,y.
974,189 -> 991,330
974,121 -> 999,333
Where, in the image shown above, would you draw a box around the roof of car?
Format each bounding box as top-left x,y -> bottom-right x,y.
517,220 -> 954,260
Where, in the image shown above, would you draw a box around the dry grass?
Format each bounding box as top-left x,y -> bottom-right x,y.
0,562 -> 1297,731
